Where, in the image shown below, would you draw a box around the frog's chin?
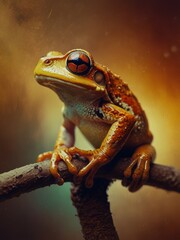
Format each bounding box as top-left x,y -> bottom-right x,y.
35,75 -> 106,93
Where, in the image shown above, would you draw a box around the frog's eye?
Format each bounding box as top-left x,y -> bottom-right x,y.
66,51 -> 92,75
93,71 -> 105,85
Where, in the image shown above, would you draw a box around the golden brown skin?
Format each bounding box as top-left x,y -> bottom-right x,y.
34,49 -> 155,191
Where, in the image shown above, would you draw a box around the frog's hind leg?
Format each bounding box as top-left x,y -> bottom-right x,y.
123,144 -> 156,192
36,118 -> 77,185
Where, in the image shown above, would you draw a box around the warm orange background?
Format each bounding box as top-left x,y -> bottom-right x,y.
0,1 -> 179,240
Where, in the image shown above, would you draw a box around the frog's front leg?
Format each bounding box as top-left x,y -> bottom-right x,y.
69,103 -> 136,187
37,118 -> 78,184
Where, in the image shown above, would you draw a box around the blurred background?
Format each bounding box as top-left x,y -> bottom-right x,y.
0,0 -> 180,239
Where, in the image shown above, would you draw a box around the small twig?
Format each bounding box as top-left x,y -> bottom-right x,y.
0,157 -> 179,202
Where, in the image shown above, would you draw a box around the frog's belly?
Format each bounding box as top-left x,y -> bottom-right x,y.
78,120 -> 110,148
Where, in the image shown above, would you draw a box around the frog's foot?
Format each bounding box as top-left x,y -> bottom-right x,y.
69,147 -> 108,188
122,145 -> 155,192
37,146 -> 78,185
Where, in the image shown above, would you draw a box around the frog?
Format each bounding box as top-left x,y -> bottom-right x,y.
34,49 -> 155,192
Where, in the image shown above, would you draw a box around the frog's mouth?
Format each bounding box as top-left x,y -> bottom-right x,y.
35,75 -> 105,93
36,75 -> 87,90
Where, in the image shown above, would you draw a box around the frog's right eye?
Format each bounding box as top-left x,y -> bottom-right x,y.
66,51 -> 92,75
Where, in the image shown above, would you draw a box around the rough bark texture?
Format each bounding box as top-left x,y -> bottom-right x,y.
0,157 -> 179,240
71,179 -> 119,240
0,157 -> 179,202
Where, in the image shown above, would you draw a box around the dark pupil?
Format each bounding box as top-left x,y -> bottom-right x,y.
71,57 -> 85,65
67,51 -> 91,75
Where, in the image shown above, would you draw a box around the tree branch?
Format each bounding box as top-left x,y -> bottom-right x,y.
0,157 -> 179,202
71,179 -> 119,240
0,157 -> 179,240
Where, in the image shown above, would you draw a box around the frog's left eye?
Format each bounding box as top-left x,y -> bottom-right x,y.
66,51 -> 92,75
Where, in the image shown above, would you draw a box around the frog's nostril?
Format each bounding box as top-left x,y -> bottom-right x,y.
44,59 -> 52,65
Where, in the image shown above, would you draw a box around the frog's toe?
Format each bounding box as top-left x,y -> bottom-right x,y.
37,150 -> 64,184
121,177 -> 131,187
128,159 -> 151,192
128,169 -> 143,192
123,158 -> 138,178
122,157 -> 138,187
128,178 -> 142,192
36,151 -> 53,162
122,158 -> 148,192
50,160 -> 64,185
142,159 -> 151,182
78,164 -> 92,177
49,146 -> 79,185
85,166 -> 100,188
78,157 -> 98,177
50,151 -> 63,180
57,178 -> 64,185
63,154 -> 78,175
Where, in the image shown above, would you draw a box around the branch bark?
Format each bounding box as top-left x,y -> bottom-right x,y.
0,157 -> 179,240
0,157 -> 179,202
71,179 -> 119,240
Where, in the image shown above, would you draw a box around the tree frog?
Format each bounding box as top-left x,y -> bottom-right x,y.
34,49 -> 155,191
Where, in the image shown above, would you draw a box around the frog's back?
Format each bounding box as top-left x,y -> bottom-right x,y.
106,70 -> 153,148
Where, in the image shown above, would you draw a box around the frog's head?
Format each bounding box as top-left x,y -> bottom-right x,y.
34,49 -> 112,102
